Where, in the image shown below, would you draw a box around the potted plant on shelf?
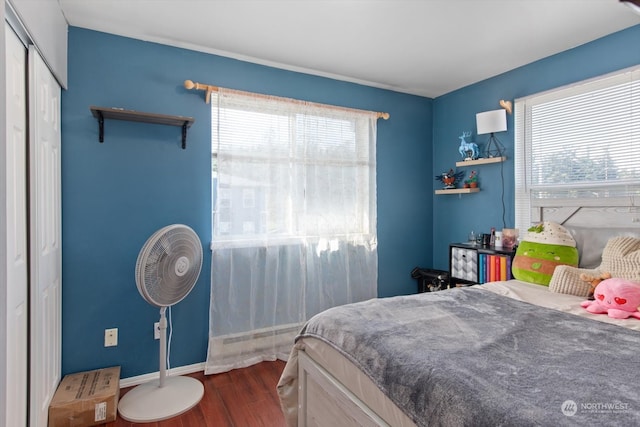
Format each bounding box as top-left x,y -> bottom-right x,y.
463,170 -> 478,188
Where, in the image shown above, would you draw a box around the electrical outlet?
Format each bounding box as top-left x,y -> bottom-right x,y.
154,322 -> 160,340
104,328 -> 118,347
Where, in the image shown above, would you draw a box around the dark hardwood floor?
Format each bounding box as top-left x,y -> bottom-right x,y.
106,360 -> 287,427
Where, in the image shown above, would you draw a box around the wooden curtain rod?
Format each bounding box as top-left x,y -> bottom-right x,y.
183,80 -> 390,120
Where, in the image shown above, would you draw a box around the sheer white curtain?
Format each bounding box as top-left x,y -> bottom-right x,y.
205,88 -> 378,374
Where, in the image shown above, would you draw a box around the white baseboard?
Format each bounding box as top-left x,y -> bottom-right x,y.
119,362 -> 206,388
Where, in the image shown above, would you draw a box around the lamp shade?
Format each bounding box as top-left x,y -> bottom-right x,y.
476,109 -> 507,135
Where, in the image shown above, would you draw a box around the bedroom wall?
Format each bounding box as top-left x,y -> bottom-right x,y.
62,27 -> 433,378
431,23 -> 640,271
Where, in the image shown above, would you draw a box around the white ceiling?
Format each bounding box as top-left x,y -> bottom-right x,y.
58,0 -> 640,98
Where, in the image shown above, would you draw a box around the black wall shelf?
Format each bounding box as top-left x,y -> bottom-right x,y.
90,106 -> 195,149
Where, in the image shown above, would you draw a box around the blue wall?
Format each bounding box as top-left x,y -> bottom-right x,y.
431,24 -> 640,271
63,23 -> 640,379
62,27 -> 433,377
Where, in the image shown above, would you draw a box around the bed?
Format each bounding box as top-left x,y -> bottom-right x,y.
277,218 -> 640,426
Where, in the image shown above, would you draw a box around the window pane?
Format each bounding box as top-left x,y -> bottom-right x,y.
529,79 -> 640,187
211,90 -> 376,245
515,66 -> 640,231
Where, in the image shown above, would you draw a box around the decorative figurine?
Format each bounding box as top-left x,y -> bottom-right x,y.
458,131 -> 479,161
435,168 -> 465,189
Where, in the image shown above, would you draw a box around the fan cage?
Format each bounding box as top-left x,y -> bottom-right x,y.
135,224 -> 203,307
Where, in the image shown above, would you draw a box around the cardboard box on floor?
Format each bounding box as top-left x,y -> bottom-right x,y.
48,366 -> 120,427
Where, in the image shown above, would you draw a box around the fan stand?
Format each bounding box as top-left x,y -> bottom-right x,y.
118,308 -> 204,422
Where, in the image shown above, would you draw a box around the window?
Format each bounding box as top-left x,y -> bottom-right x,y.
514,66 -> 640,230
206,87 -> 379,372
211,88 -> 377,247
242,189 -> 255,208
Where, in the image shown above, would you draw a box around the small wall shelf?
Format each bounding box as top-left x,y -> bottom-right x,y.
456,156 -> 505,167
435,188 -> 480,195
90,106 -> 195,149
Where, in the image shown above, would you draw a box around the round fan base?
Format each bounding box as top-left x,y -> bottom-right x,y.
118,375 -> 204,423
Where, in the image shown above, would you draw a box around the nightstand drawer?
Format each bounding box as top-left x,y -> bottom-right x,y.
450,247 -> 477,281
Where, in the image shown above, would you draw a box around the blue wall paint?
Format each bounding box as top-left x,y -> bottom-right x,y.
62,27 -> 433,377
63,22 -> 639,379
431,24 -> 640,271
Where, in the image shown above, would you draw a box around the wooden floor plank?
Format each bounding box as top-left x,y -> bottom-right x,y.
104,360 -> 287,427
199,381 -> 233,427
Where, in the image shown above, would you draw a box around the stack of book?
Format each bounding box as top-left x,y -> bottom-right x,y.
478,253 -> 512,283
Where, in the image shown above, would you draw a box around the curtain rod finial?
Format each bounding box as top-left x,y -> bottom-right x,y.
378,112 -> 390,120
184,79 -> 195,90
499,100 -> 512,115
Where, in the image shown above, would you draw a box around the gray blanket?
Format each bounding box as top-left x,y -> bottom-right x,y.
297,286 -> 640,426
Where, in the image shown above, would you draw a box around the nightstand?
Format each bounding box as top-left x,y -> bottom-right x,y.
449,243 -> 516,286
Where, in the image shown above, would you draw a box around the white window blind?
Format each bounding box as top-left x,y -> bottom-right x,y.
211,88 -> 377,247
515,65 -> 640,231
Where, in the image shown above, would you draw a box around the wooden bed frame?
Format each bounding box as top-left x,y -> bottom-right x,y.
297,351 -> 390,427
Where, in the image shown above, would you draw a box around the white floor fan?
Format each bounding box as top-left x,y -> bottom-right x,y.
118,224 -> 204,423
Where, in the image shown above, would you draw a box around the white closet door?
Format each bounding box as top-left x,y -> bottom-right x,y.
29,45 -> 62,427
4,22 -> 28,427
